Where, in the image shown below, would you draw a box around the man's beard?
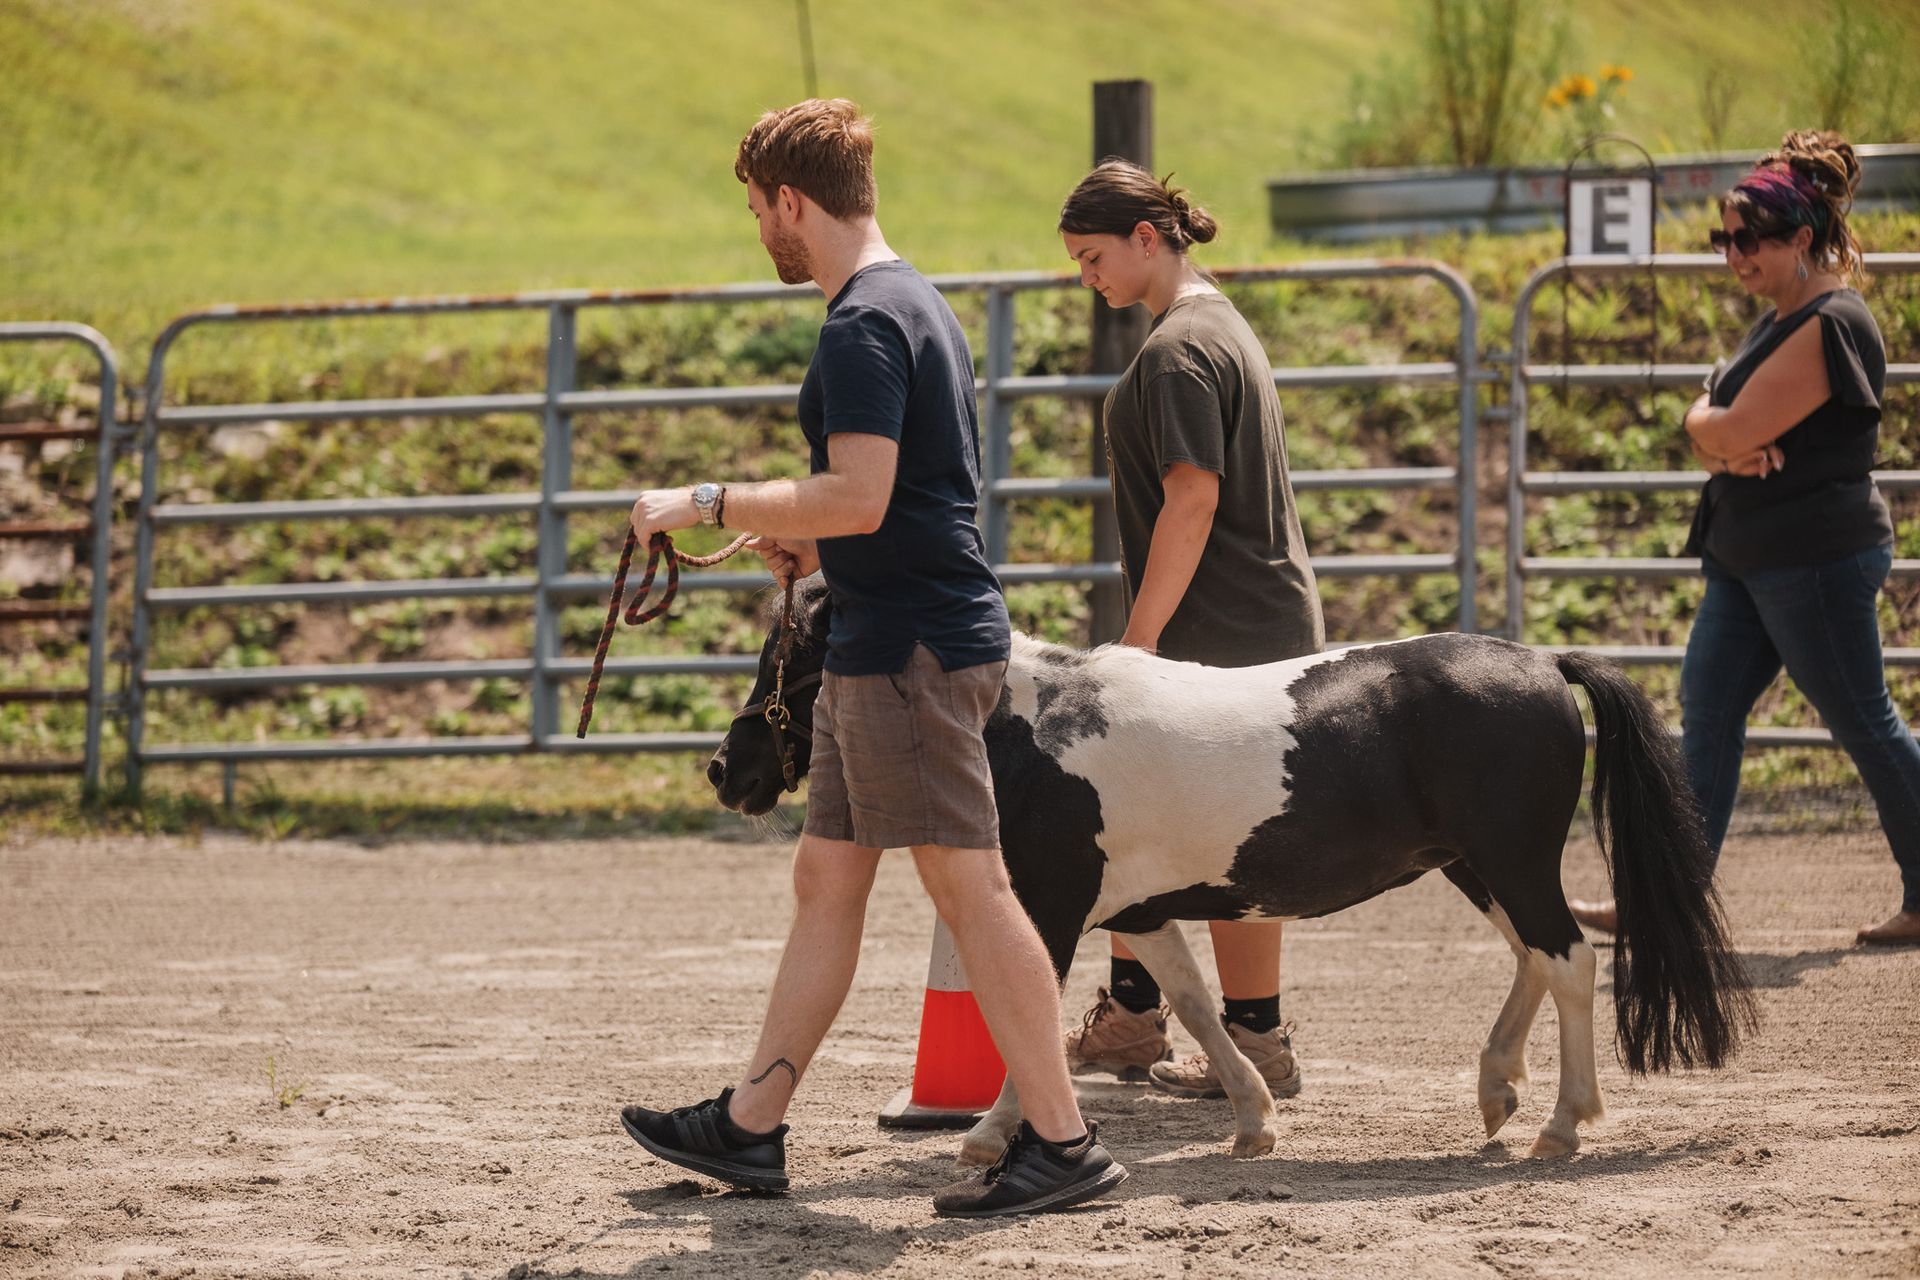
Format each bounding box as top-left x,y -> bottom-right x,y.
766,228 -> 811,285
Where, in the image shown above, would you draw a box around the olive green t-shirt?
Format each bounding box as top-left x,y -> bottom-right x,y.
1103,290 -> 1323,667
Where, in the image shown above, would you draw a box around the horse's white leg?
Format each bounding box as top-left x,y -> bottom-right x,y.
1529,937 -> 1605,1158
957,1077 -> 1022,1167
1477,903 -> 1548,1139
1122,922 -> 1279,1158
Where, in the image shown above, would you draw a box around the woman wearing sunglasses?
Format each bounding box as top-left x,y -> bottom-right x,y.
1570,130 -> 1920,945
1054,161 -> 1326,1096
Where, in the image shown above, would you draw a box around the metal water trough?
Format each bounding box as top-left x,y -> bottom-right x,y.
1268,143 -> 1920,243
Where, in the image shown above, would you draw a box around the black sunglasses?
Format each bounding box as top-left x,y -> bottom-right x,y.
1708,227 -> 1788,256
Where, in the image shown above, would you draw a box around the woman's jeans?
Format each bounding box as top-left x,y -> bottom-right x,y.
1681,543 -> 1920,911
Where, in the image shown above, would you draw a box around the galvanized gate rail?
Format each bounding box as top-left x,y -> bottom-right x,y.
1506,252 -> 1920,746
978,261 -> 1481,622
127,261 -> 1481,789
0,323 -> 122,790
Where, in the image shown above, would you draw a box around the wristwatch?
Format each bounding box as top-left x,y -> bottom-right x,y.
691,482 -> 724,527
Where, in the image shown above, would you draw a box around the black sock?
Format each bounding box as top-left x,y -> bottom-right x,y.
1108,957 -> 1161,1013
1040,1131 -> 1090,1153
1222,995 -> 1281,1035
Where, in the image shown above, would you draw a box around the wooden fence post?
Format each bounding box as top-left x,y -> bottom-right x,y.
1087,79 -> 1153,643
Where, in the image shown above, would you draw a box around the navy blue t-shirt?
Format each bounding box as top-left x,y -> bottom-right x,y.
798,260 -> 1010,676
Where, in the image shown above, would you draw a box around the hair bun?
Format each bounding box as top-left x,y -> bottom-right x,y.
1774,128 -> 1861,202
1740,127 -> 1866,284
1059,161 -> 1222,254
1163,177 -> 1219,246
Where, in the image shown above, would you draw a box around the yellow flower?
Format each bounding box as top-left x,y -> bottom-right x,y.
1567,73 -> 1598,99
1544,86 -> 1569,109
1600,63 -> 1634,83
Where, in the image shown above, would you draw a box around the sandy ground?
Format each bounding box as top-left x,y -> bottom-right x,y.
2,819 -> 1917,1279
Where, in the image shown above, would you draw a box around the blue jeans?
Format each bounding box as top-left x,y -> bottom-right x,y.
1681,543 -> 1920,911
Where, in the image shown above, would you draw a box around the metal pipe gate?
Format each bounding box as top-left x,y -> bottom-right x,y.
19,254 -> 1920,788
1506,252 -> 1920,746
125,262 -> 1482,788
0,323 -> 122,791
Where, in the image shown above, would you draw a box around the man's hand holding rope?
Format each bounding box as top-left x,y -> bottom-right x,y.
749,536 -> 820,587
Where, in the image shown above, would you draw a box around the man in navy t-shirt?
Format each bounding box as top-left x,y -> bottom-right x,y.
618,98 -> 1124,1218
793,259 -> 1010,676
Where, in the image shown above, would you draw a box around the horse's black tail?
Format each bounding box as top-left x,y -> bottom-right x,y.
1556,652 -> 1756,1074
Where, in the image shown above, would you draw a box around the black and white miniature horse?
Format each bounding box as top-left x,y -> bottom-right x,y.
708,579 -> 1753,1163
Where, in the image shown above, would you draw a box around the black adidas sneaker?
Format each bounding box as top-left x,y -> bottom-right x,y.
619,1087 -> 789,1192
932,1120 -> 1127,1218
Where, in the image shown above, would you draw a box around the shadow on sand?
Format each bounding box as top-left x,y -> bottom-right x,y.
512,1126 -> 1728,1279
1735,947 -> 1852,989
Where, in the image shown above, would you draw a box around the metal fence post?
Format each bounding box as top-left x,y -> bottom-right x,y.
982,285 -> 1014,566
0,323 -> 121,792
128,323 -> 191,796
82,345 -> 119,793
533,304 -> 577,745
1405,268 -> 1483,635
1506,272 -> 1539,642
1451,285 -> 1481,634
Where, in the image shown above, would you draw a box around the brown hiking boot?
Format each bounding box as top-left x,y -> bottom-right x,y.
1063,987 -> 1172,1081
1568,897 -> 1618,936
1149,1021 -> 1303,1100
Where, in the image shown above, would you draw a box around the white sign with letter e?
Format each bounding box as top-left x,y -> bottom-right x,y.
1567,177 -> 1653,256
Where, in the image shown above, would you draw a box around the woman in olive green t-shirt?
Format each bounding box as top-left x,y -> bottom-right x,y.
1053,160 -> 1324,1099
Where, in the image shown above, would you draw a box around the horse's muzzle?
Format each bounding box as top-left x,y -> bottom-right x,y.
707,747 -> 782,816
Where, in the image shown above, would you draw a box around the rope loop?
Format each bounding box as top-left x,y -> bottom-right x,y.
575,529 -> 753,738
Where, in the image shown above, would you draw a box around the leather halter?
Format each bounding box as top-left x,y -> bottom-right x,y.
574,528 -> 820,792
729,579 -> 820,792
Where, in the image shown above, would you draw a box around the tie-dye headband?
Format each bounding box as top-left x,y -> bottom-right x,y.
1731,164 -> 1829,233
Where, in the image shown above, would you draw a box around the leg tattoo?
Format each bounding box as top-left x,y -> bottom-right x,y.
749,1057 -> 799,1090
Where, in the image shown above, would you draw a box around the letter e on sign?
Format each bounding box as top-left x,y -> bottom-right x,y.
1566,178 -> 1653,256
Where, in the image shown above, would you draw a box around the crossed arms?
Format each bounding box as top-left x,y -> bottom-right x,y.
1685,318 -> 1831,478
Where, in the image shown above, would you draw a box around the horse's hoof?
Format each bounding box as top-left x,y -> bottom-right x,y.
1527,1128 -> 1580,1159
1479,1085 -> 1520,1138
1231,1127 -> 1279,1159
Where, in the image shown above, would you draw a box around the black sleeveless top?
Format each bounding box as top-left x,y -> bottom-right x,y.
1685,288 -> 1892,572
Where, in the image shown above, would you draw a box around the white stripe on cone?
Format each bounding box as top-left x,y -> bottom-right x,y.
924,916 -> 970,993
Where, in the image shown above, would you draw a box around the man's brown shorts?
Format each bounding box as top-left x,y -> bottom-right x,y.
802,643 -> 1007,851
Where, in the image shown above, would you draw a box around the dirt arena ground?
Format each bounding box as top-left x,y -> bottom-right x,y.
3,819 -> 1916,1279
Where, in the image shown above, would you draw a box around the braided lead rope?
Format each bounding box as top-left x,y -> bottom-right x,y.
575,529 -> 754,738
774,576 -> 799,670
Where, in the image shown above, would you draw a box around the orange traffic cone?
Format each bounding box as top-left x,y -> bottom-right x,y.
877,917 -> 1008,1128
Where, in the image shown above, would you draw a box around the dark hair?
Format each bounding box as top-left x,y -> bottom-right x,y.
1721,129 -> 1863,283
1058,159 -> 1219,252
735,98 -> 877,220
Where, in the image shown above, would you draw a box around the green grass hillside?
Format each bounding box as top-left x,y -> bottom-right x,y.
4,0 -> 1917,349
